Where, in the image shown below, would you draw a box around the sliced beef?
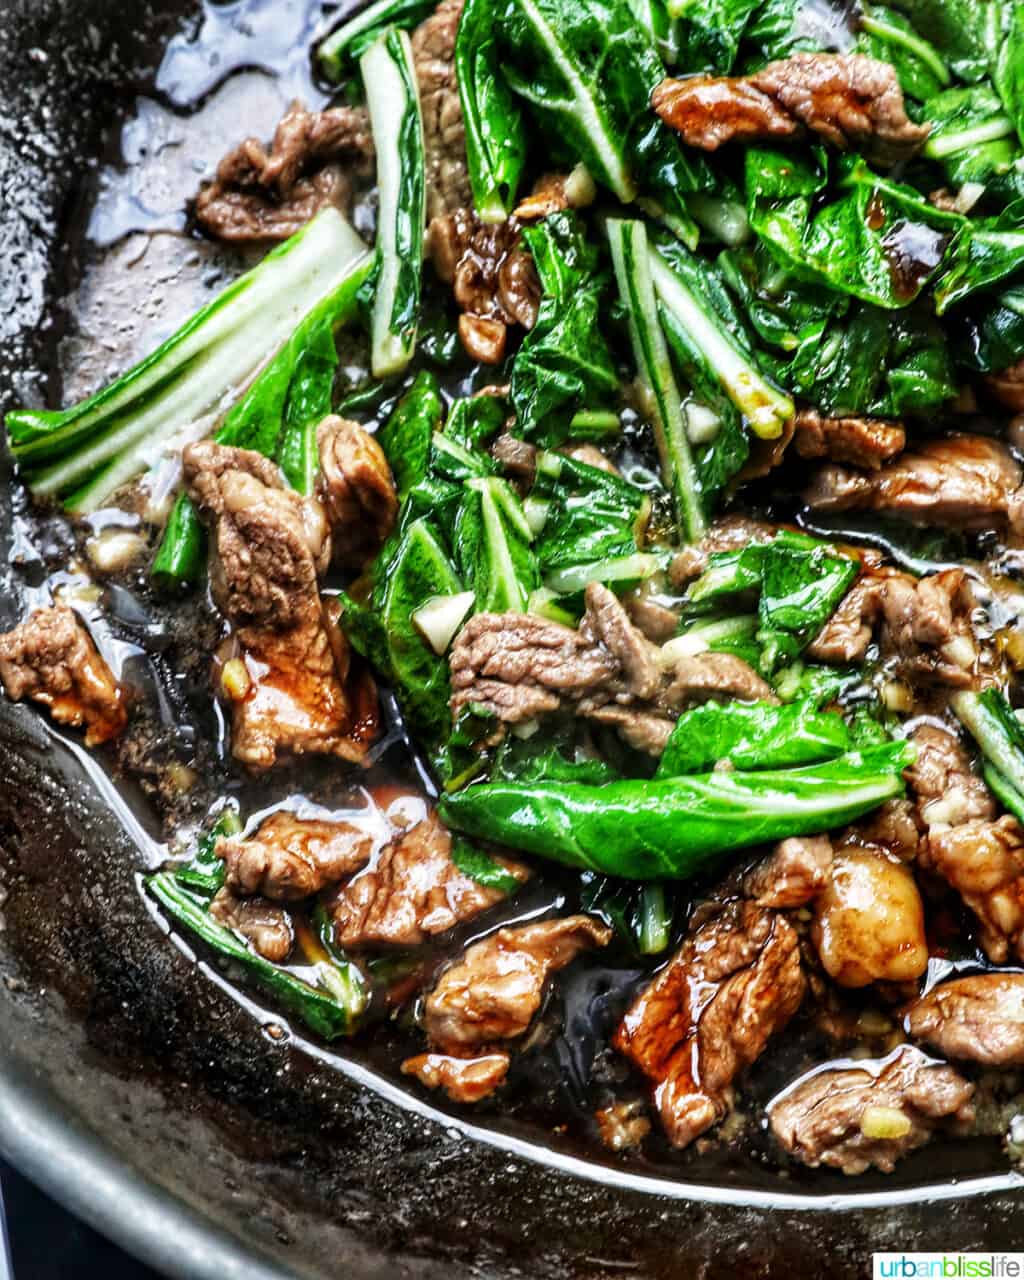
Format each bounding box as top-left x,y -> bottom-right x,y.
401,1050 -> 511,1103
513,167 -> 597,221
208,887 -> 293,962
184,441 -> 377,770
846,798 -> 922,863
427,208 -> 539,364
412,0 -> 471,221
743,835 -> 833,910
422,916 -> 612,1052
622,583 -> 681,644
450,583 -> 774,754
905,724 -> 995,830
216,809 -> 382,901
986,357 -> 1024,413
792,410 -> 906,470
904,974 -> 1024,1066
194,100 -> 372,242
807,566 -> 979,687
769,1047 -> 974,1175
491,432 -> 538,483
653,53 -> 928,166
811,845 -> 928,988
613,901 -> 804,1148
316,416 -> 398,568
328,808 -> 530,948
919,816 -> 1024,965
803,435 -> 1024,533
0,605 -> 127,746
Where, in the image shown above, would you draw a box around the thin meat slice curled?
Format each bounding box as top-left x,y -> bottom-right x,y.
0,605 -> 127,746
904,974 -> 1024,1066
402,916 -> 611,1103
743,835 -> 833,910
412,0 -> 471,221
195,100 -> 373,242
327,808 -> 530,948
653,53 -> 929,166
919,816 -> 1024,965
769,1047 -> 974,1175
450,583 -> 775,753
614,901 -> 805,1148
183,441 -> 378,770
208,887 -> 294,963
803,435 -> 1024,533
316,416 -> 398,568
791,410 -> 906,471
905,725 -> 995,830
216,809 -> 386,901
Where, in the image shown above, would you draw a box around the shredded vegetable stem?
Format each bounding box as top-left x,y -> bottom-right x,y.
606,217 -> 705,543
361,27 -> 426,378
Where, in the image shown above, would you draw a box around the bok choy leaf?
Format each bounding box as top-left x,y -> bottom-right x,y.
361,28 -> 426,377
318,0 -> 435,78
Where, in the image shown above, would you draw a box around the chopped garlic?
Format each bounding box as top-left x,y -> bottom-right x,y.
860,1105 -> 911,1140
221,658 -> 252,702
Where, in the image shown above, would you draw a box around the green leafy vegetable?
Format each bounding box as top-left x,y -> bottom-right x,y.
438,742 -> 914,879
361,28 -> 426,376
456,0 -> 528,220
951,687 -> 1024,818
667,0 -> 761,73
7,208 -> 370,515
655,699 -> 850,776
887,0 -> 990,83
148,873 -> 366,1039
453,477 -> 539,612
377,370 -> 445,499
450,837 -> 525,893
173,806 -> 243,897
857,5 -> 951,100
607,217 -> 704,542
509,212 -> 618,445
318,0 -> 435,78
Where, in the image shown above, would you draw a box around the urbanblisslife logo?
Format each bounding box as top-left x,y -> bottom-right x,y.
874,1256 -> 1024,1278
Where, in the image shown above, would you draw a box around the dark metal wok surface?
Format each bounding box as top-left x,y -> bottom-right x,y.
1,2 -> 1024,1273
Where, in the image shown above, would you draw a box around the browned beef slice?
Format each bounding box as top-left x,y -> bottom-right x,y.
667,516 -> 777,587
491,432 -> 538,482
423,916 -> 612,1051
807,566 -> 979,687
184,442 -> 377,770
328,808 -> 530,948
743,835 -> 833,910
0,605 -> 127,746
653,54 -> 928,166
904,974 -> 1024,1066
412,0 -> 471,221
217,810 -> 381,901
769,1047 -> 974,1174
401,1051 -> 511,1103
194,100 -> 372,242
906,725 -> 995,829
208,887 -> 294,962
792,410 -> 906,470
316,416 -> 398,568
660,652 -> 777,710
920,816 -> 1024,965
613,901 -> 805,1148
803,435 -> 1024,532
427,208 -> 540,364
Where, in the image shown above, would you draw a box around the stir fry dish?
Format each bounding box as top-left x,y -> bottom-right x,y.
10,0 -> 1024,1182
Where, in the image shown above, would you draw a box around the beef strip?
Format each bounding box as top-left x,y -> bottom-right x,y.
905,724 -> 996,830
208,887 -> 294,962
845,798 -> 922,862
491,432 -> 538,483
743,835 -> 833,910
184,441 -> 377,770
806,566 -> 980,687
316,416 -> 398,568
401,1051 -> 511,1103
769,1047 -> 974,1175
216,810 -> 381,901
986,357 -> 1024,413
412,0 -> 471,221
420,915 -> 612,1052
791,409 -> 906,470
919,816 -> 1024,965
450,583 -> 774,753
0,605 -> 126,746
904,974 -> 1024,1066
653,53 -> 928,165
613,901 -> 804,1148
803,435 -> 1024,533
427,208 -> 540,363
194,100 -> 372,242
327,808 -> 530,948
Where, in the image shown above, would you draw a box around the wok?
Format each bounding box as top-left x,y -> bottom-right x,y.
1,2 -> 1023,1274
